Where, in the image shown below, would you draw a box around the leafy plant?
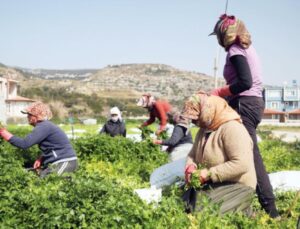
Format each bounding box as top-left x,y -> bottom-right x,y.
158,130 -> 168,140
0,126 -> 299,228
139,126 -> 153,140
188,170 -> 202,189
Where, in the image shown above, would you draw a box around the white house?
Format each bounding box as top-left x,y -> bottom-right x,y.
0,76 -> 35,124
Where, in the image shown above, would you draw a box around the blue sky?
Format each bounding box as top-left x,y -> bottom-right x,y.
0,0 -> 299,86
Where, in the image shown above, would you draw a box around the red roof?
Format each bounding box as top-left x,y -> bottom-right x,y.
6,96 -> 35,102
263,109 -> 285,115
7,79 -> 18,83
288,109 -> 300,114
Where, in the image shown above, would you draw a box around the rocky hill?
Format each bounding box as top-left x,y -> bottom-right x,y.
14,63 -> 224,101
1,63 -> 224,119
88,64 -> 225,100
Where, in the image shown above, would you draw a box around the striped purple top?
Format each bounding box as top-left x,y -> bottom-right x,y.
223,44 -> 263,98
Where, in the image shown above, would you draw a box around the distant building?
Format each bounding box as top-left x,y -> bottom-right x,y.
263,82 -> 300,122
0,76 -> 35,124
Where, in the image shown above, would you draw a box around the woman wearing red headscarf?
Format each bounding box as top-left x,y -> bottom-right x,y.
0,102 -> 78,178
182,92 -> 256,215
209,14 -> 279,218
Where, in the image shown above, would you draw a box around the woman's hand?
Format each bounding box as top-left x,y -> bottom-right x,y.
0,128 -> 13,141
155,129 -> 164,136
184,164 -> 197,183
210,85 -> 232,97
33,158 -> 42,169
152,139 -> 162,145
199,169 -> 211,184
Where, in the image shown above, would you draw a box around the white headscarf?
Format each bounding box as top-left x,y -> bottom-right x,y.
110,107 -> 122,122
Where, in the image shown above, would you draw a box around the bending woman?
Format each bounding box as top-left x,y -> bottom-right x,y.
0,102 -> 78,178
153,111 -> 193,162
183,92 -> 256,215
137,94 -> 171,136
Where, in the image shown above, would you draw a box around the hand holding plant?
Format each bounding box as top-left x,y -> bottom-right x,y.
152,139 -> 162,145
185,164 -> 197,183
185,164 -> 211,189
199,168 -> 211,184
0,128 -> 13,141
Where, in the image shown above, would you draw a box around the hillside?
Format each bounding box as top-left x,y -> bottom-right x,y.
88,64 -> 224,100
16,64 -> 224,100
1,63 -> 224,119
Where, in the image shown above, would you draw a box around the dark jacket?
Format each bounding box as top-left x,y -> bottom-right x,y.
162,125 -> 193,147
100,120 -> 126,137
9,120 -> 77,166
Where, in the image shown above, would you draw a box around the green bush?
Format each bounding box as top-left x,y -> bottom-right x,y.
0,127 -> 299,228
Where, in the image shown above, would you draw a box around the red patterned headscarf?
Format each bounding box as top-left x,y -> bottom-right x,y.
22,102 -> 53,121
210,14 -> 251,50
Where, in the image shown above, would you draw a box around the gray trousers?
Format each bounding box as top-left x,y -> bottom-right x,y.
183,182 -> 255,216
39,160 -> 78,178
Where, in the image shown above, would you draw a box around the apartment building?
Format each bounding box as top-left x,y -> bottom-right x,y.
263,81 -> 300,122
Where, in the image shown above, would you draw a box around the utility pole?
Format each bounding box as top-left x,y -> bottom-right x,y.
213,57 -> 218,89
213,0 -> 229,89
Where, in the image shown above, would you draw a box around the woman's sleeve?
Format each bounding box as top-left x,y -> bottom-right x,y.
8,126 -> 48,150
228,55 -> 253,95
122,123 -> 126,137
161,126 -> 184,146
100,124 -> 107,134
208,123 -> 253,183
185,130 -> 201,168
155,103 -> 168,130
143,111 -> 156,126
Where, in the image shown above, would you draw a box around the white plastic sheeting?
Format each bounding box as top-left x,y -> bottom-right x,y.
269,171 -> 300,191
134,187 -> 162,204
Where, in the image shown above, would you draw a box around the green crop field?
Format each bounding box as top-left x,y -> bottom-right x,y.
0,123 -> 299,228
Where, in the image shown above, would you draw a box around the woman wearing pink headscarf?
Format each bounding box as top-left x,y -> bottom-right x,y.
0,102 -> 78,178
209,14 -> 279,218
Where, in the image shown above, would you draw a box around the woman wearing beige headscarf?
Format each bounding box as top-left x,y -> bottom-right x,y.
182,92 -> 256,215
0,102 -> 78,178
